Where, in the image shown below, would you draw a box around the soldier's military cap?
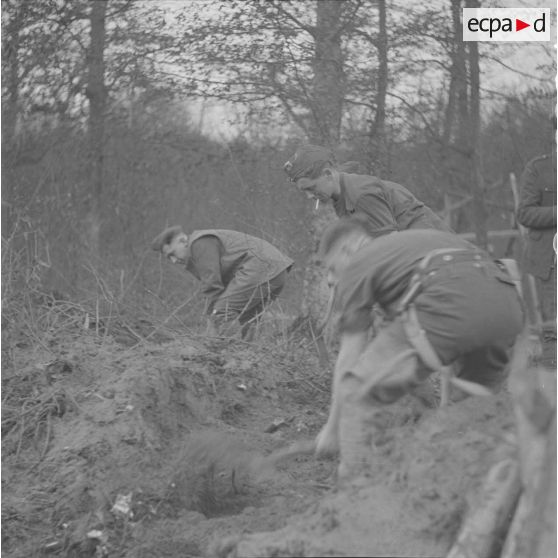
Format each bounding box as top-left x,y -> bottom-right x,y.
283,144 -> 335,182
151,226 -> 184,252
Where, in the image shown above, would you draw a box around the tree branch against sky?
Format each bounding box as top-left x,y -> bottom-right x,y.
2,0 -> 555,253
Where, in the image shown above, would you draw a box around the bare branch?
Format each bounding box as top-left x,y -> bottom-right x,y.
271,1 -> 315,37
482,54 -> 551,82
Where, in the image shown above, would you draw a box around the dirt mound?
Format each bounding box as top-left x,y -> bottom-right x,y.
2,331 -> 330,557
211,394 -> 517,558
2,336 -> 212,556
4,323 -> 542,558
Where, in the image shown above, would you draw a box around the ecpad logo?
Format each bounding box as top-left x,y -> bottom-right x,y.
463,8 -> 550,41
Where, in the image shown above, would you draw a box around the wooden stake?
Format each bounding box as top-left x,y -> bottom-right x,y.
446,458 -> 521,558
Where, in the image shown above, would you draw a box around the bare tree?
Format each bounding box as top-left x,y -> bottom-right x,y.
449,0 -> 487,247
2,0 -> 22,146
84,0 -> 108,258
309,0 -> 346,145
298,0 -> 347,329
466,0 -> 487,248
369,0 -> 388,175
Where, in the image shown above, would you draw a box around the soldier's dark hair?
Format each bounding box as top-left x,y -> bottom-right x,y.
304,159 -> 365,179
151,225 -> 184,252
338,160 -> 366,174
318,216 -> 371,259
302,159 -> 334,179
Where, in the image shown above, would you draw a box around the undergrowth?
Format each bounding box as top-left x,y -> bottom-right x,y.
1,219 -> 331,471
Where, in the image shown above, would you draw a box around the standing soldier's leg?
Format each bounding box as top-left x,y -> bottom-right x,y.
538,266 -> 557,330
538,267 -> 557,368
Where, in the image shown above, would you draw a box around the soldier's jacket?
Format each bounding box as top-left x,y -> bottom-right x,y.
517,153 -> 557,279
185,229 -> 293,310
333,173 -> 452,235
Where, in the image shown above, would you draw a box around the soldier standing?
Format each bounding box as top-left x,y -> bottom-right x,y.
517,132 -> 557,349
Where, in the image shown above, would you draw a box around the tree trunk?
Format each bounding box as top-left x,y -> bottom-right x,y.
298,0 -> 346,362
309,0 -> 345,146
85,0 -> 108,259
1,1 -> 22,237
300,204 -> 336,321
441,20 -> 459,231
452,0 -> 468,145
368,0 -> 389,176
443,67 -> 457,148
466,0 -> 488,248
2,2 -> 21,149
448,0 -> 488,246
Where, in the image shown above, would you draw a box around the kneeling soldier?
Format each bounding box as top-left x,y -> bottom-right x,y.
315,217 -> 524,479
151,226 -> 293,339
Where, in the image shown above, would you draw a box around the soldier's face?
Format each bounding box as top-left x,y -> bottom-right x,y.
163,233 -> 189,264
296,169 -> 340,202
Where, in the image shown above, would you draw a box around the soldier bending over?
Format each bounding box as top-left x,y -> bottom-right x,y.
315,217 -> 524,479
152,227 -> 293,339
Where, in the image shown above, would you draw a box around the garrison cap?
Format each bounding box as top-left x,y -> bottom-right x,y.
283,144 -> 335,182
151,226 -> 184,252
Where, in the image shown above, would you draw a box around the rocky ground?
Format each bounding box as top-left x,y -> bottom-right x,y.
1,310 -> 554,558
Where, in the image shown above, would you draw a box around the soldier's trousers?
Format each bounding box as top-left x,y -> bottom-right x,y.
537,266 -> 557,335
212,270 -> 288,337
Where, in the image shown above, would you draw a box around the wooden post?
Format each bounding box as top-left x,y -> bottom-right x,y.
446,458 -> 521,558
501,331 -> 557,558
447,331 -> 556,557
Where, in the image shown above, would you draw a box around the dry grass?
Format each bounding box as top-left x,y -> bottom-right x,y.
1,361 -> 76,464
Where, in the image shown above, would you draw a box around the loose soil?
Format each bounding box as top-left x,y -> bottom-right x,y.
0,326 -> 536,558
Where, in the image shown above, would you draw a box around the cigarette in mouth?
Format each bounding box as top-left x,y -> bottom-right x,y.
315,199 -> 320,211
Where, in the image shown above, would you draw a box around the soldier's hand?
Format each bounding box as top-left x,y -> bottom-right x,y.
315,422 -> 339,457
